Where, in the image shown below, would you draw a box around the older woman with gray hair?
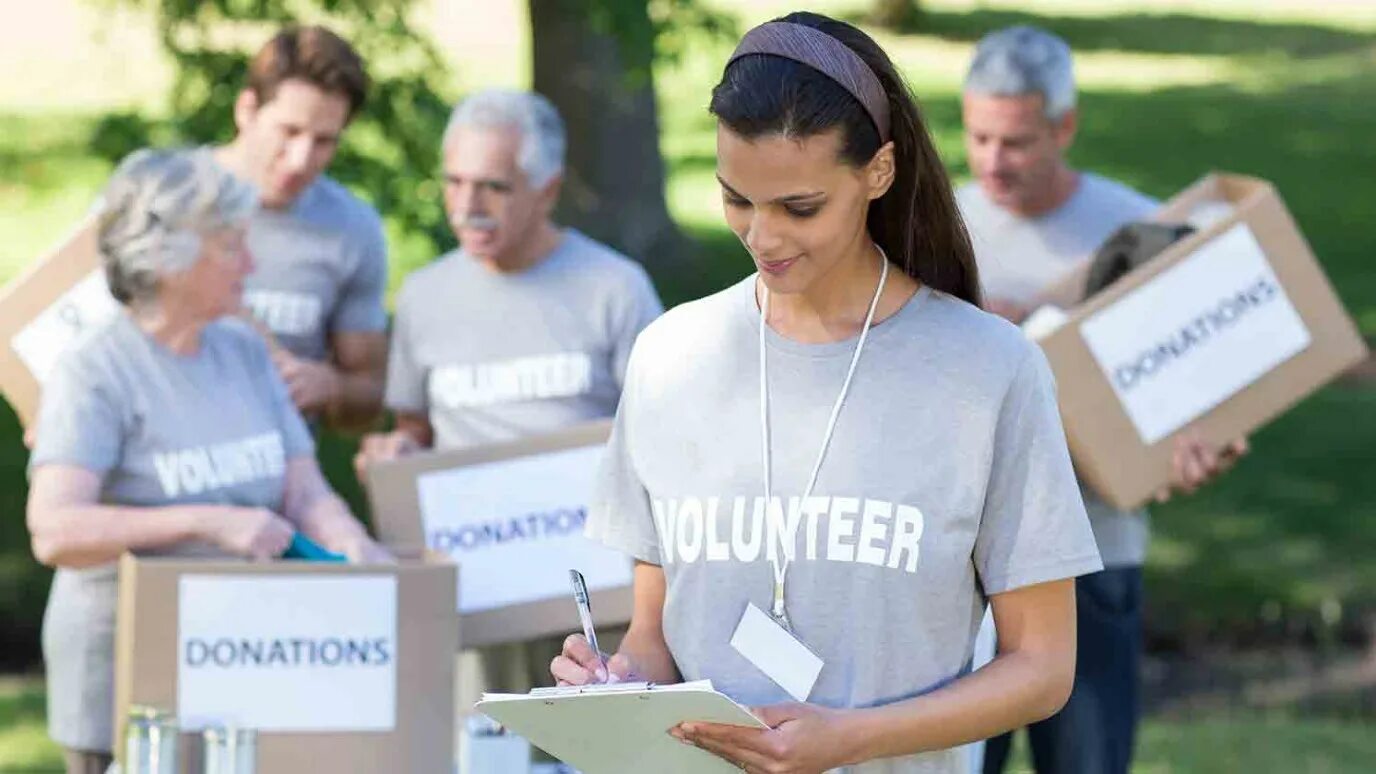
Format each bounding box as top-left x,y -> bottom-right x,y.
26,148 -> 389,774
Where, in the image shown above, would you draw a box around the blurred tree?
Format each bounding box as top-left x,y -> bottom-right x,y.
871,0 -> 922,30
100,0 -> 734,274
531,0 -> 733,272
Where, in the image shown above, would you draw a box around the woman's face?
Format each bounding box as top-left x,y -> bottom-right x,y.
161,224 -> 255,320
716,124 -> 891,296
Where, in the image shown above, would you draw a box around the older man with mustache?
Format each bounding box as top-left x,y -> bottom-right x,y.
354,89 -> 663,712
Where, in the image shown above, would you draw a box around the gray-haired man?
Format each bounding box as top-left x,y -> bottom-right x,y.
354,89 -> 663,697
958,26 -> 1245,774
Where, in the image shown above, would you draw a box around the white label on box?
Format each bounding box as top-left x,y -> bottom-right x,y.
1079,223 -> 1311,444
417,445 -> 632,614
177,575 -> 397,732
10,269 -> 119,385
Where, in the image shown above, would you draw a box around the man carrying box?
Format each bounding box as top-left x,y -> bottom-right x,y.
957,26 -> 1246,774
353,89 -> 662,696
210,25 -> 388,429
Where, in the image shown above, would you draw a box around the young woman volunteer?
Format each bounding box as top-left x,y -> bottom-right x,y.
27,149 -> 388,774
552,12 -> 1103,773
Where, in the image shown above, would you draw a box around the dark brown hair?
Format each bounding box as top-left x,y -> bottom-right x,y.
246,26 -> 369,120
710,12 -> 981,306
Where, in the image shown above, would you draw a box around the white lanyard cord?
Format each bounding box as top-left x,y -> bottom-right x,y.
759,253 -> 889,625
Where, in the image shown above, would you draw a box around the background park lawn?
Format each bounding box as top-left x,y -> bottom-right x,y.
1,0 -> 1373,769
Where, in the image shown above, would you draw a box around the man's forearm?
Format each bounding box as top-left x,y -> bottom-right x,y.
324,367 -> 384,430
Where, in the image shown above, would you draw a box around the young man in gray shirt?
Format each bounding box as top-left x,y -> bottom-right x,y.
354,89 -> 662,703
958,27 -> 1245,774
210,26 -> 388,429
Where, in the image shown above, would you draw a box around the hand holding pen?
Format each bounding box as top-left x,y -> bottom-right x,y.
551,570 -> 638,686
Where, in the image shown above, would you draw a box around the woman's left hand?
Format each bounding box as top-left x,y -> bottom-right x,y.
342,538 -> 394,564
672,702 -> 862,774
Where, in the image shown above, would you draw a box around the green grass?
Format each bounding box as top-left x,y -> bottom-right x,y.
995,711 -> 1376,773
0,678 -> 60,772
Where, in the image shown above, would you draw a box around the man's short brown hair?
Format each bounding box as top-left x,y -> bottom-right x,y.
246,25 -> 369,119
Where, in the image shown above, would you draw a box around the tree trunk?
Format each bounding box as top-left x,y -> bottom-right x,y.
529,0 -> 697,276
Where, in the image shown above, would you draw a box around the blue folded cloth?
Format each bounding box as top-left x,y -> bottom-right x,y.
283,533 -> 347,562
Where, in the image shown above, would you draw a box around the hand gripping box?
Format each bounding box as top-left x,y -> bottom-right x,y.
0,218 -> 118,426
113,553 -> 457,773
1032,173 -> 1368,509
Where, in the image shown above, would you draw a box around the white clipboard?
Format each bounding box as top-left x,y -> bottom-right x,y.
477,681 -> 766,773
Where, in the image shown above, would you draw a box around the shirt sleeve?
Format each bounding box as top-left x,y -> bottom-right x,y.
29,353 -> 123,475
585,344 -> 662,565
610,265 -> 664,389
330,218 -> 388,334
974,344 -> 1103,595
382,284 -> 428,414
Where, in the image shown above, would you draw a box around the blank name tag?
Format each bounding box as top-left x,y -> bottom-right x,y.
730,603 -> 824,701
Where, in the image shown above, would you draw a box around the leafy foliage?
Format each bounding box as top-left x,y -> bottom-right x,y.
95,0 -> 735,261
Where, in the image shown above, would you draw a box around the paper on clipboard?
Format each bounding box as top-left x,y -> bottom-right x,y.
477,680 -> 765,773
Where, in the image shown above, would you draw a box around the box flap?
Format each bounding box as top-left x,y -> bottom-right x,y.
0,218 -> 104,426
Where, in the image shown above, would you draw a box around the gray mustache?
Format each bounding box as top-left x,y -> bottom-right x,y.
455,214 -> 498,231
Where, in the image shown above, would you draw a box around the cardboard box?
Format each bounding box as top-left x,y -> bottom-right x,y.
0,217 -> 120,426
1033,173 -> 1369,509
367,421 -> 633,649
114,553 -> 457,773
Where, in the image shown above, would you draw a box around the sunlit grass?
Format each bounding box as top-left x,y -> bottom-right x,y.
0,677 -> 60,772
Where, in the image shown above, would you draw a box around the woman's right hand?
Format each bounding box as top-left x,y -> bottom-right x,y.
205,507 -> 295,560
550,634 -> 639,686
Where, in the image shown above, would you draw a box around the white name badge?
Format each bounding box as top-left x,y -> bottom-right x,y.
730,603 -> 824,702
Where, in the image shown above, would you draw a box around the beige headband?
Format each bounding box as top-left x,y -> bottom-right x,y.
727,21 -> 891,144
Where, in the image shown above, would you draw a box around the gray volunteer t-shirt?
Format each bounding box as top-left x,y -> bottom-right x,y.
200,149 -> 388,362
958,173 -> 1158,568
385,229 -> 663,449
587,277 -> 1102,774
30,312 -> 315,751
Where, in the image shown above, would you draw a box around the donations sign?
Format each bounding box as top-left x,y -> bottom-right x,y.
177,575 -> 398,732
1079,223 -> 1311,444
367,421 -> 634,648
416,443 -> 630,614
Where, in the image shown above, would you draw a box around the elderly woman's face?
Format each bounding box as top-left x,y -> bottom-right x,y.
161,226 -> 255,319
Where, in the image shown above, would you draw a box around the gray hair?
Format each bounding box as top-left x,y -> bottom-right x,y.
441,89 -> 566,188
97,149 -> 257,306
963,26 -> 1076,120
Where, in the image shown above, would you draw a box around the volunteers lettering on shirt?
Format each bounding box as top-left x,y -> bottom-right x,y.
152,432 -> 287,498
652,495 -> 925,573
427,352 -> 594,408
244,290 -> 323,338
